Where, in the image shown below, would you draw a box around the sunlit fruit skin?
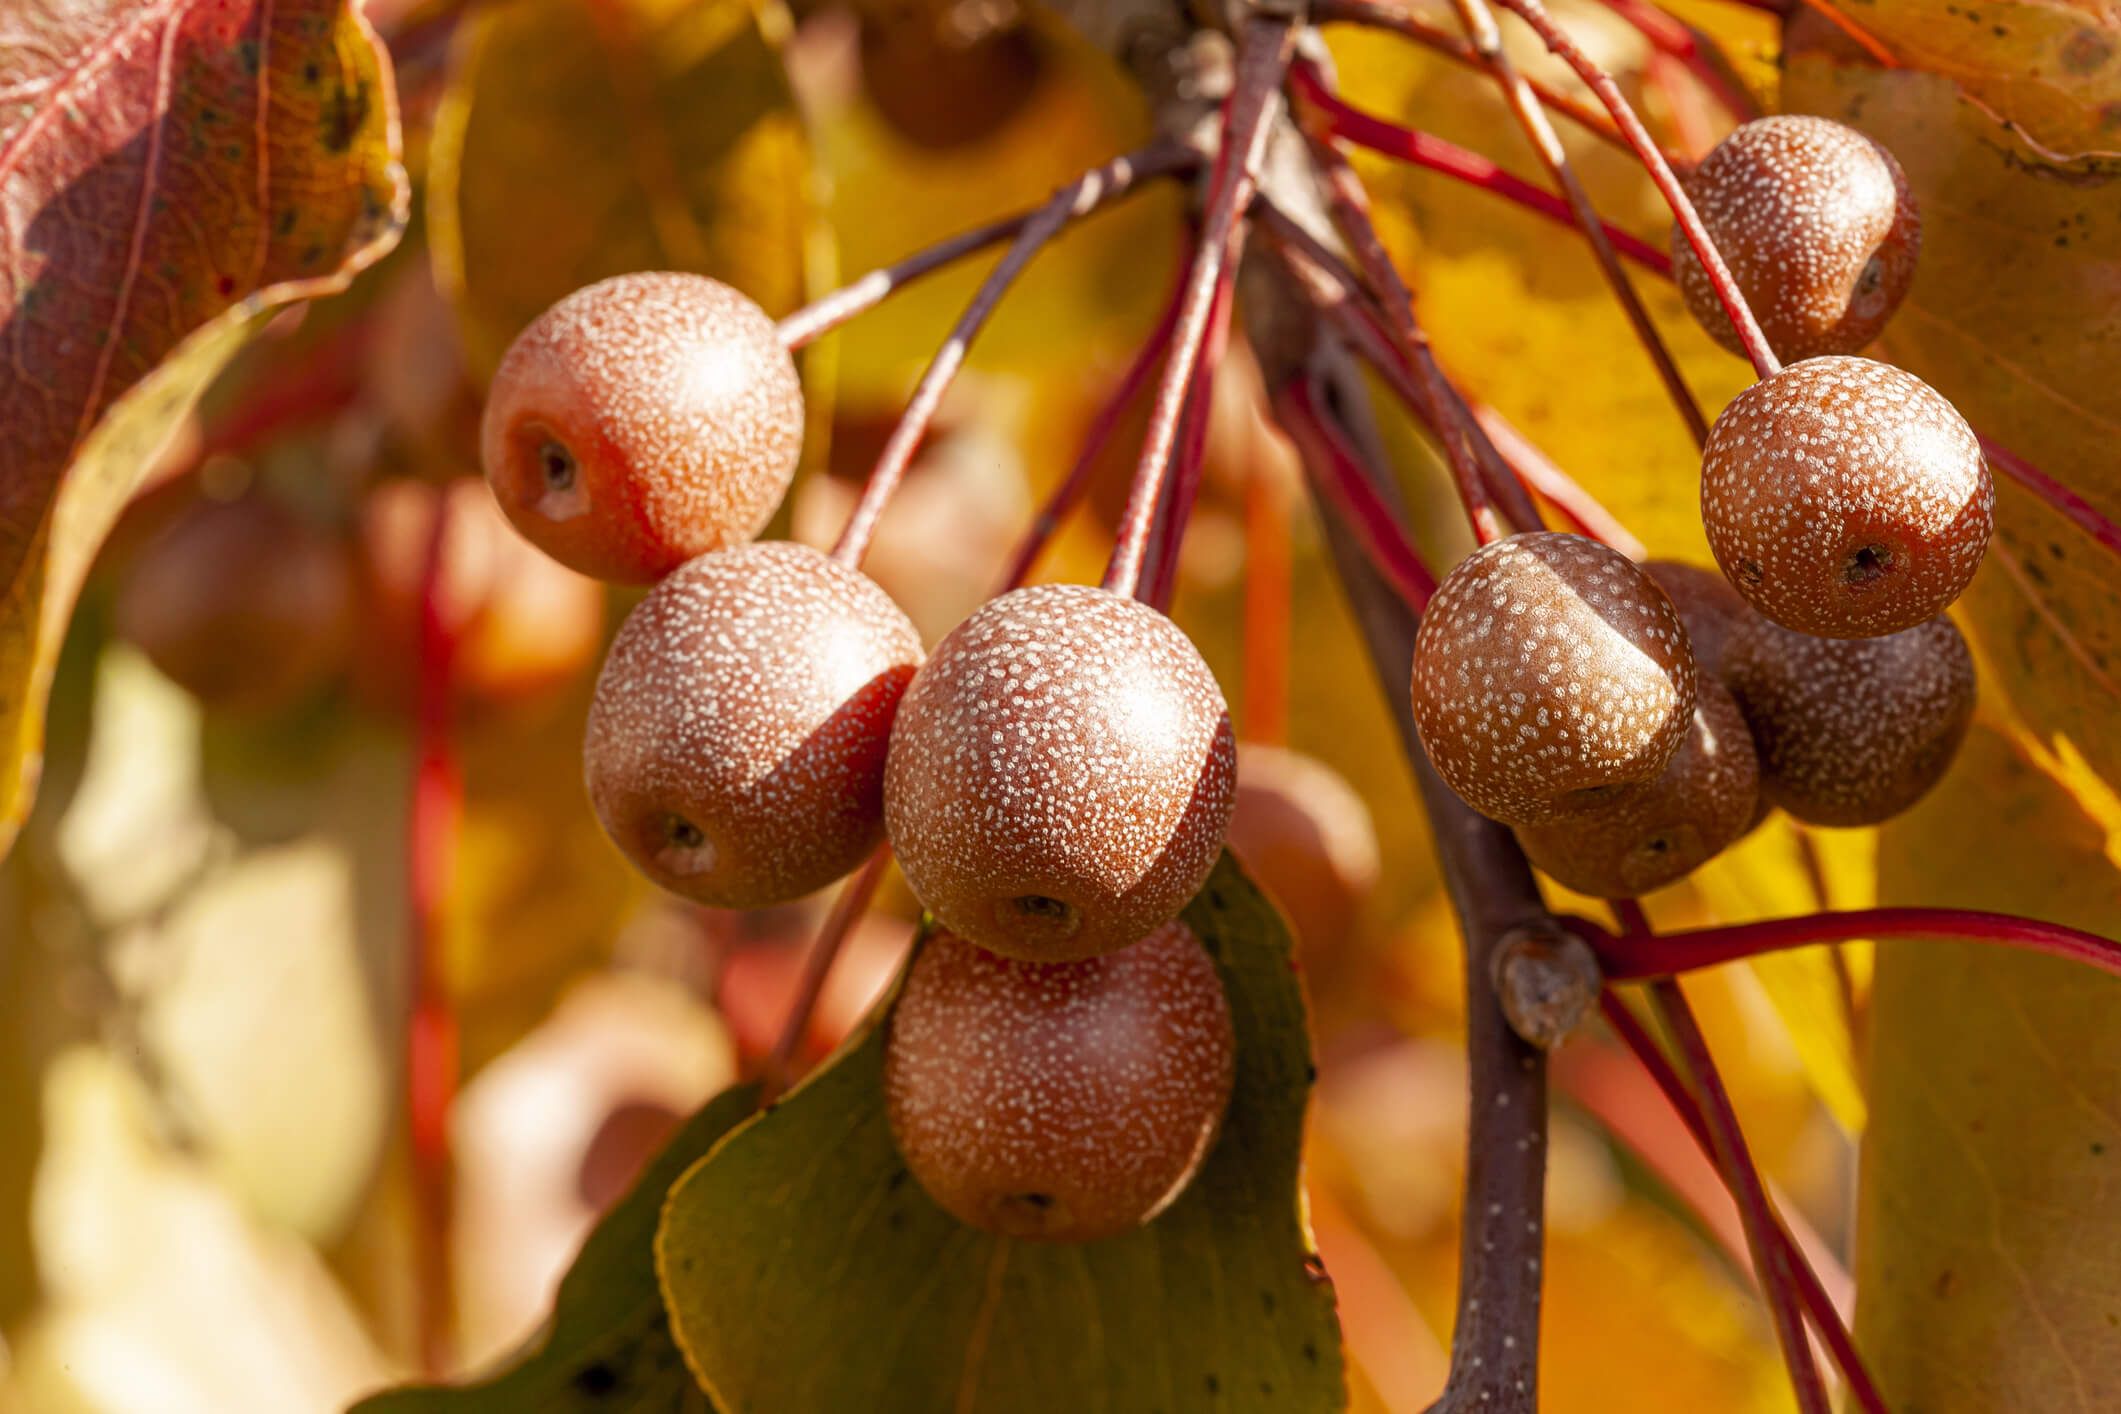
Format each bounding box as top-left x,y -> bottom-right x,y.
481,272 -> 802,584
1700,357 -> 1992,639
1410,532 -> 1697,827
883,922 -> 1234,1242
1721,614 -> 1975,827
884,584 -> 1237,962
1226,744 -> 1380,952
584,541 -> 922,909
1641,559 -> 1755,679
1514,676 -> 1759,898
1671,115 -> 1919,362
116,494 -> 353,713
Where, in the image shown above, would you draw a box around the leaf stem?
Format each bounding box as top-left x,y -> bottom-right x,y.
776,140 -> 1193,350
1142,262 -> 1235,610
1273,376 -> 1438,613
1102,14 -> 1295,600
1979,434 -> 2121,571
1599,993 -> 1890,1414
1576,906 -> 2121,982
1441,0 -> 1709,444
1589,0 -> 1762,122
830,147 -> 1178,567
757,846 -> 892,1106
1644,981 -> 1831,1414
1488,0 -> 1781,377
1287,66 -> 1673,277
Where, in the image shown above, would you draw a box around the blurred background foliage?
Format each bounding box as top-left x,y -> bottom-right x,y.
0,0 -> 2115,1409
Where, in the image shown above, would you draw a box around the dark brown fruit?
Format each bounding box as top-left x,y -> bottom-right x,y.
1410,533 -> 1697,826
1514,676 -> 1759,898
116,494 -> 353,713
1640,559 -> 1756,679
859,12 -> 1044,150
1721,614 -> 1975,827
884,584 -> 1237,961
585,541 -> 922,909
1672,115 -> 1919,362
1701,357 -> 1992,639
883,921 -> 1234,1242
1225,745 -> 1380,952
481,273 -> 802,584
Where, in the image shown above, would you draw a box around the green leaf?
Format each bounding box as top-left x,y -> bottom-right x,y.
354,1085 -> 760,1413
656,854 -> 1345,1414
1858,725 -> 2121,1410
426,0 -> 820,379
0,0 -> 409,859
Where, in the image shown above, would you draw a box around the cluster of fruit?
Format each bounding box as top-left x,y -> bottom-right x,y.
483,272 -> 1239,1242
1412,116 -> 1986,897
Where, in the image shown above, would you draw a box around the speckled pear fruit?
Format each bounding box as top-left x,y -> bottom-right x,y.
883,921 -> 1234,1242
883,584 -> 1237,962
584,541 -> 921,909
482,272 -> 802,584
1410,533 -> 1697,826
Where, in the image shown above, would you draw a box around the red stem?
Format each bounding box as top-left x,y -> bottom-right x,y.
1273,378 -> 1438,614
1143,268 -> 1235,612
758,846 -> 892,1106
1466,400 -> 1646,557
1488,0 -> 1781,378
1599,995 -> 1889,1414
1646,981 -> 1832,1414
408,499 -> 462,1377
1578,906 -> 2121,982
1103,15 -> 1293,599
1980,435 -> 2121,570
1590,0 -> 1761,122
1289,67 -> 1673,278
777,141 -> 1193,350
995,251 -> 1193,591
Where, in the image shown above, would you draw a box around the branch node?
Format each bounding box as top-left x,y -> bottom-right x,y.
1493,922 -> 1603,1050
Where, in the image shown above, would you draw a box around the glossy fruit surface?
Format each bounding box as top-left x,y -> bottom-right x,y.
1410,533 -> 1696,826
1641,558 -> 1755,679
1514,676 -> 1759,898
884,584 -> 1236,961
1225,744 -> 1380,952
1701,357 -> 1991,639
116,493 -> 353,713
1672,115 -> 1919,362
481,272 -> 802,584
1721,614 -> 1975,827
883,921 -> 1233,1242
585,541 -> 922,909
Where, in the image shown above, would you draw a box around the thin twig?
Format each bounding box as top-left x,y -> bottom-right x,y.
1274,376 -> 1439,613
1293,108 -> 1503,545
1576,907 -> 2121,982
1103,14 -> 1295,599
776,140 -> 1193,349
1288,66 -> 1673,276
1980,434 -> 2121,571
1489,0 -> 1780,377
758,846 -> 893,1106
996,248 -> 1195,591
1143,265 -> 1236,610
1443,0 -> 1708,444
1309,0 -> 1668,162
831,151 -> 1169,566
1646,982 -> 1832,1414
1599,994 -> 1890,1414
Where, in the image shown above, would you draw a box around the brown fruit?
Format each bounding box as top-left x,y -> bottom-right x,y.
859,12 -> 1044,150
1672,115 -> 1919,362
1514,676 -> 1759,898
1701,357 -> 1992,639
585,541 -> 922,909
352,477 -> 606,714
1640,558 -> 1756,679
1409,533 -> 1697,826
1721,614 -> 1975,827
481,273 -> 802,584
883,921 -> 1234,1242
116,493 -> 353,713
883,584 -> 1237,961
1225,744 -> 1380,951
